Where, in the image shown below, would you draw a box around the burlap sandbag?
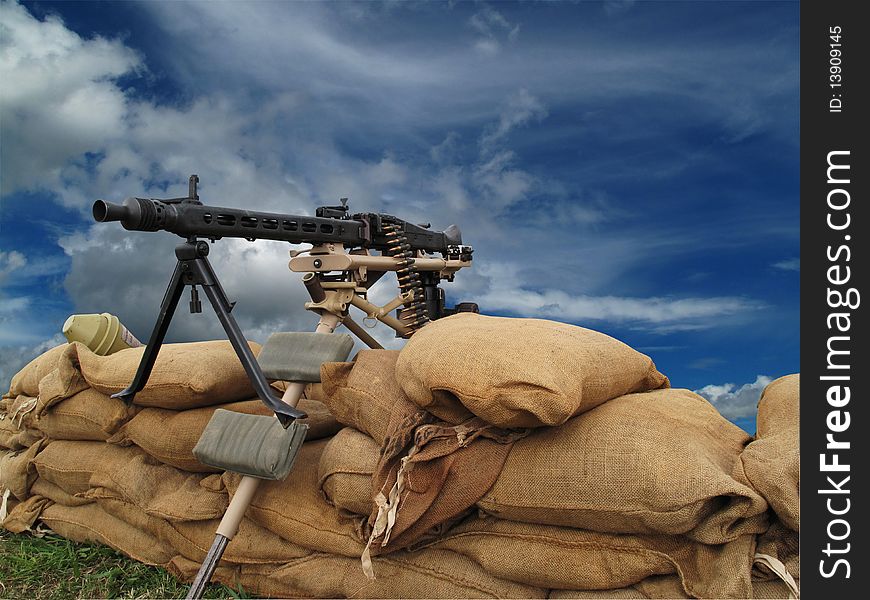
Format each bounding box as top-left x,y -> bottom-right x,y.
480,389 -> 768,544
734,374 -> 799,532
32,439 -> 226,521
32,440 -> 115,496
31,477 -> 93,507
110,397 -> 338,472
37,341 -> 262,411
0,440 -> 45,500
95,495 -> 311,566
223,439 -> 367,558
5,343 -> 68,399
230,550 -> 545,599
319,350 -> 402,444
396,313 -> 670,428
85,452 -> 227,522
40,502 -> 175,566
2,494 -> 53,533
754,519 -> 799,582
319,427 -> 381,516
752,579 -> 800,600
34,388 -> 138,441
420,516 -> 756,599
548,575 -> 690,599
319,352 -> 526,559
366,405 -> 525,562
0,396 -> 43,450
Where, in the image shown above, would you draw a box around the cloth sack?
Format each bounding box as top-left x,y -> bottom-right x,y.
319,427 -> 381,516
480,389 -> 769,544
319,350 -> 402,444
733,374 -> 800,531
420,516 -> 756,599
396,313 -> 669,428
37,341 -> 261,411
5,344 -> 68,399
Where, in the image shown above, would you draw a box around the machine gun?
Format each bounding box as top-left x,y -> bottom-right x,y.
94,175 -> 477,596
93,174 -> 476,426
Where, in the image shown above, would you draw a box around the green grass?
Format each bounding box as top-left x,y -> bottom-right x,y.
0,528 -> 249,599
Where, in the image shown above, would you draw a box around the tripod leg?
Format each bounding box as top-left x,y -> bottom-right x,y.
112,261 -> 186,404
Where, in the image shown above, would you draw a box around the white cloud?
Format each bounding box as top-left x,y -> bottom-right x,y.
0,250 -> 27,283
462,261 -> 761,332
773,258 -> 800,271
0,0 -> 783,376
480,88 -> 548,152
468,4 -> 520,56
0,0 -> 140,196
695,375 -> 773,420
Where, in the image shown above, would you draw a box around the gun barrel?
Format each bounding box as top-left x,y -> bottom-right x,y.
93,200 -> 129,224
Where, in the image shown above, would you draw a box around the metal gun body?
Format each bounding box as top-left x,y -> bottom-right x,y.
93,197 -> 462,254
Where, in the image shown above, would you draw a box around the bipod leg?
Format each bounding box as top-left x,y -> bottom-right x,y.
111,260 -> 185,404
194,257 -> 305,426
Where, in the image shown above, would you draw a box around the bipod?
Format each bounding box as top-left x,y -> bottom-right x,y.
110,237 -> 306,426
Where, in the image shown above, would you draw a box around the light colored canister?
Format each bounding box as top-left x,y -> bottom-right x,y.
62,313 -> 142,355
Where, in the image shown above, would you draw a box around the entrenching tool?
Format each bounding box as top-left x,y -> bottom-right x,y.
91,175 -> 478,595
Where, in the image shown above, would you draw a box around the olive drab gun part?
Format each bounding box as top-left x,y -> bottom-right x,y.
92,174 -> 478,597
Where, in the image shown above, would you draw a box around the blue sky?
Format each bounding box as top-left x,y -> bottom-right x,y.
0,0 -> 799,432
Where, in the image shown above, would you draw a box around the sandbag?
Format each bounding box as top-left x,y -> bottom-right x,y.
32,439 -> 227,521
318,427 -> 381,516
754,519 -> 799,582
549,575 -> 690,599
2,494 -> 53,533
0,396 -> 43,450
319,349 -> 402,444
6,343 -> 68,398
40,502 -> 175,566
86,454 -> 227,523
421,516 -> 756,599
396,313 -> 670,428
230,550 -> 545,599
734,374 -> 799,531
95,495 -> 310,566
223,439 -> 367,558
480,388 -> 769,544
111,397 -> 338,472
35,388 -> 138,441
0,440 -> 45,500
31,477 -> 93,507
39,341 -> 262,410
752,579 -> 800,599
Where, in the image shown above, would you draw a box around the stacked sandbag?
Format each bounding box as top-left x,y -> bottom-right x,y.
2,318 -> 801,599
733,375 -> 799,531
396,313 -> 670,427
313,315 -> 790,598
